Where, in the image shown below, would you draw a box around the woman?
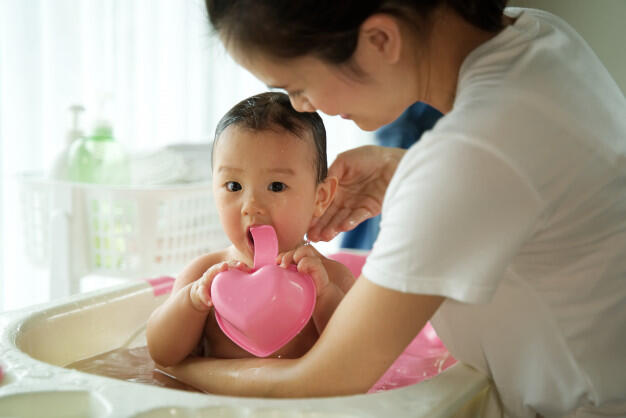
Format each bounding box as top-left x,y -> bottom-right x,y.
340,101 -> 443,250
162,1 -> 626,416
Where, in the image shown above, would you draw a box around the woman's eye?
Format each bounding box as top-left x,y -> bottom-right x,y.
268,182 -> 287,192
225,181 -> 242,192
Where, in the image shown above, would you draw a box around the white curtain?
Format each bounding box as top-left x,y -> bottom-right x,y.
0,0 -> 371,311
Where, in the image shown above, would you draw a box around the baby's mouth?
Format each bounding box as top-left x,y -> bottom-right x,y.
247,228 -> 255,252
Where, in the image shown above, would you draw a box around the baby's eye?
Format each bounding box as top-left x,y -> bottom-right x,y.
268,182 -> 287,192
225,181 -> 242,192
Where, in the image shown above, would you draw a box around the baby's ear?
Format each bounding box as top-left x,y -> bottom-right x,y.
313,176 -> 338,217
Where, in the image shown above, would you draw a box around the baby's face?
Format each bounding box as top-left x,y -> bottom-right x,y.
212,125 -> 322,264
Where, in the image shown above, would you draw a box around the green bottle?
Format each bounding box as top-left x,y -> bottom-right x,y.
67,120 -> 130,185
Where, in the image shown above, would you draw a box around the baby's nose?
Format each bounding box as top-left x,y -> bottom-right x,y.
241,196 -> 265,216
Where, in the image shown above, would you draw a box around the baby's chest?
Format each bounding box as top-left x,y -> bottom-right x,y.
203,309 -> 318,359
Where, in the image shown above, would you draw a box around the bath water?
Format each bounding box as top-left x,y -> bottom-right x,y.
67,346 -> 201,392
66,322 -> 456,394
67,255 -> 455,393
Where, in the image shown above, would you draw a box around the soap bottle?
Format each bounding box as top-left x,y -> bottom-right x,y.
67,118 -> 130,185
50,105 -> 86,180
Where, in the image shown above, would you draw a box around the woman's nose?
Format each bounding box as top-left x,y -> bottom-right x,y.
290,95 -> 315,113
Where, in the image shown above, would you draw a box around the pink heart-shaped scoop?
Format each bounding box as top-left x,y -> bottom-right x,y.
210,225 -> 316,357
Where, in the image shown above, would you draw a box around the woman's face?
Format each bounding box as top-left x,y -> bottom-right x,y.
228,48 -> 416,132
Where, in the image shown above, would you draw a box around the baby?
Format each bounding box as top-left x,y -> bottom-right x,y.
147,92 -> 355,365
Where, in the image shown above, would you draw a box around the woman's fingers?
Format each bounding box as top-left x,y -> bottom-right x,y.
308,202 -> 341,242
323,207 -> 354,240
308,146 -> 404,242
310,203 -> 377,242
317,205 -> 368,242
340,207 -> 373,231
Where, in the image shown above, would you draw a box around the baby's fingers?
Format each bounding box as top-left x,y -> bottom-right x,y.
197,283 -> 211,306
278,244 -> 322,267
277,249 -> 297,267
199,261 -> 250,286
227,260 -> 252,273
296,256 -> 330,294
197,263 -> 225,290
190,280 -> 212,311
191,260 -> 250,312
291,244 -> 323,264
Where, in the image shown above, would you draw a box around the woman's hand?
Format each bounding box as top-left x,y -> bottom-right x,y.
307,145 -> 406,242
189,261 -> 251,312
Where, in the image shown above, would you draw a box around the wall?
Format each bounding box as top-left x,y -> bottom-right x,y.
509,0 -> 626,94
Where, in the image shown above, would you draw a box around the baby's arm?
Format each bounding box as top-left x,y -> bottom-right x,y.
146,253 -> 249,366
277,246 -> 355,333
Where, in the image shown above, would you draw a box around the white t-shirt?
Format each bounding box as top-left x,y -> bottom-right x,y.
362,8 -> 626,418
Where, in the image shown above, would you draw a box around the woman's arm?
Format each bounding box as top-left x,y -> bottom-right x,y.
160,275 -> 444,397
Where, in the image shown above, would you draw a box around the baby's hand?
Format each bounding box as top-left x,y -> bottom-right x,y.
189,261 -> 250,312
278,245 -> 348,333
277,244 -> 331,298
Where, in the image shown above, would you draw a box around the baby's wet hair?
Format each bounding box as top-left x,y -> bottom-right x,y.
212,92 -> 327,183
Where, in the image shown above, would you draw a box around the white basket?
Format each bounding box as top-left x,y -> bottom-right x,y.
19,172 -> 229,297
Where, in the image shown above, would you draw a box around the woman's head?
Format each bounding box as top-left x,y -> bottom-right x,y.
211,92 -> 337,259
206,0 -> 507,65
206,1 -> 509,130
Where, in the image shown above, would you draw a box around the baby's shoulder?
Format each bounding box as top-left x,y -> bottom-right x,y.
175,248 -> 232,287
322,256 -> 356,293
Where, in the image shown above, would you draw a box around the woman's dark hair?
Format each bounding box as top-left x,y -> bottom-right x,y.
206,0 -> 508,64
213,92 -> 327,183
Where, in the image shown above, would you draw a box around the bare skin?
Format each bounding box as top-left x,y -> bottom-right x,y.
160,277 -> 444,397
158,6 -> 515,396
308,145 -> 406,242
147,246 -> 354,365
146,126 -> 347,367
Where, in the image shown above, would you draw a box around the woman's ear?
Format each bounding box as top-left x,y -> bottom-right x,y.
313,176 -> 338,218
354,14 -> 403,65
